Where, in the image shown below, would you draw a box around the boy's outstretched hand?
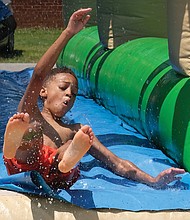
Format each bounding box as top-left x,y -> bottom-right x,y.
152,167 -> 185,189
66,8 -> 92,36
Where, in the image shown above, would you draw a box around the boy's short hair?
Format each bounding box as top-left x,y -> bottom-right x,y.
43,67 -> 78,86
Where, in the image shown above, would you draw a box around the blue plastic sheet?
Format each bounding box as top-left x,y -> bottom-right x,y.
1,68 -> 190,211
0,1 -> 12,21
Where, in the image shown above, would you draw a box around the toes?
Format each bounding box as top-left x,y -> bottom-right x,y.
9,112 -> 30,123
81,125 -> 90,133
23,112 -> 30,123
80,125 -> 94,142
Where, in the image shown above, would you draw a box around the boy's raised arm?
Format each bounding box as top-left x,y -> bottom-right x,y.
34,7 -> 92,79
18,8 -> 92,116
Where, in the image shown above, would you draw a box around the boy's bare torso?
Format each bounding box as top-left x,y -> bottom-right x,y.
39,112 -> 81,149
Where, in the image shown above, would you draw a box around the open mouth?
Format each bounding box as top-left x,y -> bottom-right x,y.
63,100 -> 69,106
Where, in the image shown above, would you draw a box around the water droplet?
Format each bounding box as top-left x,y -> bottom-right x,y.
37,202 -> 41,208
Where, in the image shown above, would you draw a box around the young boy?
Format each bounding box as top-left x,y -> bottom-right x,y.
3,8 -> 185,189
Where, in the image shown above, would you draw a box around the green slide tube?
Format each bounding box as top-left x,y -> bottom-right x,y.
57,27 -> 190,171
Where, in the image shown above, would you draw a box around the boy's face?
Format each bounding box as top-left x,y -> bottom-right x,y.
42,72 -> 78,118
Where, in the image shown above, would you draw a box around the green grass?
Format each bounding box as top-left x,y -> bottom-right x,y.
0,28 -> 62,63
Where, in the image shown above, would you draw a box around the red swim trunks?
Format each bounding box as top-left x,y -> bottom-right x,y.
3,145 -> 80,189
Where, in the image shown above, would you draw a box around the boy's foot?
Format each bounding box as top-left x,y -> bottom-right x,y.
58,125 -> 94,173
73,125 -> 94,146
3,112 -> 30,159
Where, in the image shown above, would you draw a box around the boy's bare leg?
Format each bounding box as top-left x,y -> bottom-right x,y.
3,112 -> 31,159
58,125 -> 94,173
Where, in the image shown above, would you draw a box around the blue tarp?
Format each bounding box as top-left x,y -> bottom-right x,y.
1,68 -> 190,211
0,1 -> 12,21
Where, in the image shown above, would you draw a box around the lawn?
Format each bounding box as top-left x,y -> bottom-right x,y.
0,28 -> 62,63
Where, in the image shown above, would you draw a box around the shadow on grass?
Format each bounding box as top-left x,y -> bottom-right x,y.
0,49 -> 23,58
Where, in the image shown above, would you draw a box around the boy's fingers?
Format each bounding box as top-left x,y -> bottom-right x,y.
73,8 -> 92,20
75,8 -> 92,15
82,15 -> 91,25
